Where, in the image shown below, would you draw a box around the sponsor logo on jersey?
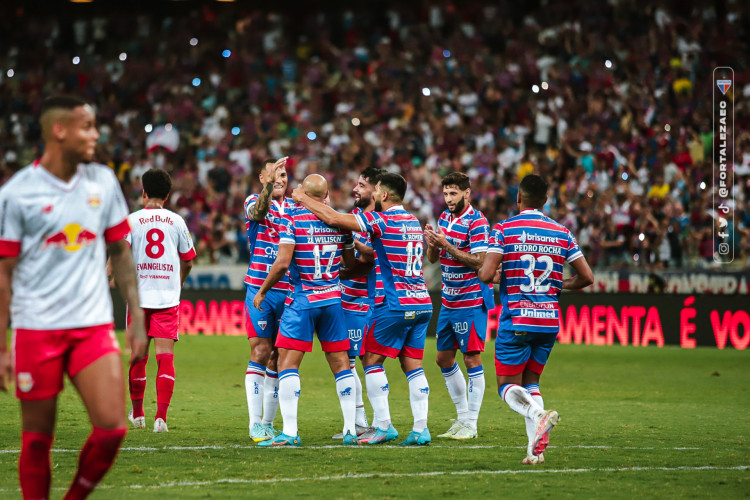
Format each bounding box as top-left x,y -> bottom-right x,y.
404,311 -> 416,319
518,308 -> 557,319
17,372 -> 33,393
41,205 -> 53,214
339,387 -> 352,397
454,321 -> 469,335
43,223 -> 97,252
519,230 -> 558,244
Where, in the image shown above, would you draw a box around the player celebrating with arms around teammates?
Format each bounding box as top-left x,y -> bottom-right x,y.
0,95 -> 148,500
253,175 -> 358,446
125,168 -> 196,433
293,172 -> 433,446
478,174 -> 594,465
332,166 -> 382,441
243,157 -> 290,442
424,172 -> 494,440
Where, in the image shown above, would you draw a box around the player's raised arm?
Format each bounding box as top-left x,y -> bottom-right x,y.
108,239 -> 148,361
562,256 -> 595,290
247,157 -> 288,221
0,257 -> 16,391
292,185 -> 361,232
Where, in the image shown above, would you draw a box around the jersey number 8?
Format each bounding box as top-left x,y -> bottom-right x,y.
146,228 -> 165,259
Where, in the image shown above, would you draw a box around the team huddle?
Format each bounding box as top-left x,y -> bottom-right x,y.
0,97 -> 592,500
239,158 -> 594,463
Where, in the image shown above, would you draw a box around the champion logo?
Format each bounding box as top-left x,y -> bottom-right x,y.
717,79 -> 732,95
258,320 -> 267,330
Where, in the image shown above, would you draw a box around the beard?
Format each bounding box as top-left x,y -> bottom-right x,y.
355,194 -> 371,209
450,197 -> 466,214
374,200 -> 383,212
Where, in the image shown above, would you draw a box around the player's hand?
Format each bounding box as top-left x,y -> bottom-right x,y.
0,350 -> 12,393
126,307 -> 148,362
264,156 -> 288,183
292,185 -> 306,204
253,292 -> 266,311
493,269 -> 502,284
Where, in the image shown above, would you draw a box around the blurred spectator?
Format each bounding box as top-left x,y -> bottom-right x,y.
0,0 -> 748,271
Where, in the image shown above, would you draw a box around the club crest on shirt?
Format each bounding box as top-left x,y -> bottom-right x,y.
258,320 -> 267,330
87,193 -> 101,208
17,372 -> 34,393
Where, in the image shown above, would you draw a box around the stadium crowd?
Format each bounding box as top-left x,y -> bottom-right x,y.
1,0 -> 749,269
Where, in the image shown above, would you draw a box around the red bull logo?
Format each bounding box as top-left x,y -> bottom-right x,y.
44,223 -> 98,252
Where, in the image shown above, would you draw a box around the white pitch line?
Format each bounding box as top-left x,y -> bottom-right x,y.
0,465 -> 747,494
0,444 -> 713,455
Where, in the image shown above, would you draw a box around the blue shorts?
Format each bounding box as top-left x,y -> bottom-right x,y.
494,330 -> 557,376
343,310 -> 372,358
436,305 -> 488,353
366,305 -> 432,360
245,285 -> 286,340
276,302 -> 350,353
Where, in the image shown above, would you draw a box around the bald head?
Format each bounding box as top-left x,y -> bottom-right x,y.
303,174 -> 328,200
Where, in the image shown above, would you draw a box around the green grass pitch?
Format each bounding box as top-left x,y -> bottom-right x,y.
0,333 -> 748,499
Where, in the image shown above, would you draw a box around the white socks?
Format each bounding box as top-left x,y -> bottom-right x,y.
466,365 -> 485,430
523,383 -> 544,453
441,363 -> 468,423
501,384 -> 545,422
364,364 -> 391,430
350,358 -> 369,428
261,369 -> 279,426
245,361 -> 265,431
335,369 -> 356,436
406,368 -> 429,433
278,369 -> 301,437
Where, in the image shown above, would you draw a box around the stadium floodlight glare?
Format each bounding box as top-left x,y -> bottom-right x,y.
422,87 -> 431,96
6,69 -> 13,78
119,52 -> 127,61
145,124 -> 153,133
532,84 -> 540,93
190,38 -> 199,46
638,233 -> 645,242
605,59 -> 612,69
541,81 -> 549,90
72,56 -> 81,65
699,181 -> 707,190
165,123 -> 173,132
352,118 -> 361,126
192,78 -> 201,87
622,172 -> 628,180
443,50 -> 451,58
222,49 -> 232,58
231,127 -> 240,136
664,124 -> 671,132
307,131 -> 317,141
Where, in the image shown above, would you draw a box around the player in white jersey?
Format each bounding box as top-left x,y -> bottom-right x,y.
0,96 -> 147,500
125,168 -> 196,433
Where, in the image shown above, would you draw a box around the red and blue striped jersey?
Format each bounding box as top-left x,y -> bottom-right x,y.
437,205 -> 495,310
278,206 -> 352,309
488,209 -> 583,334
244,195 -> 295,291
355,205 -> 432,311
341,208 -> 376,314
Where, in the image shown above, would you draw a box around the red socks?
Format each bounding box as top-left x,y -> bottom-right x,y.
63,426 -> 127,500
19,431 -> 53,500
128,356 -> 149,418
155,353 -> 175,422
